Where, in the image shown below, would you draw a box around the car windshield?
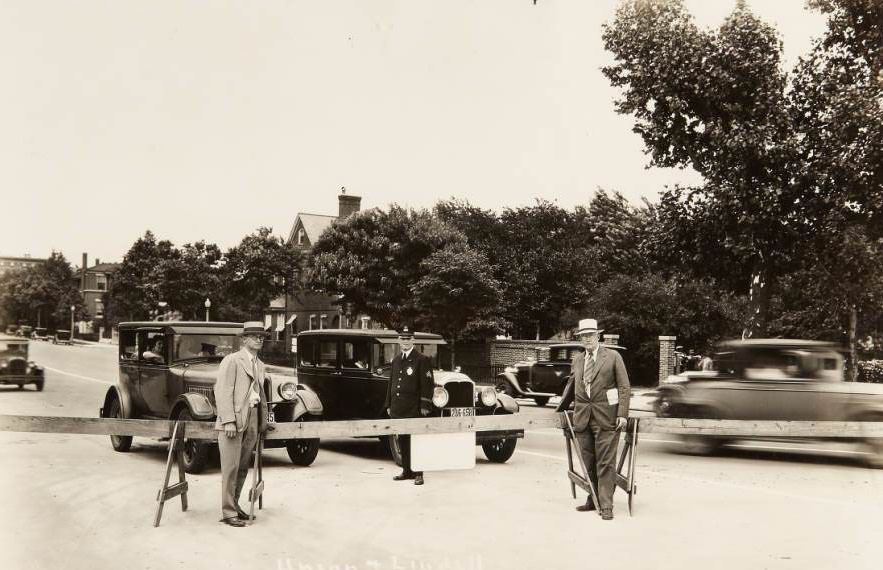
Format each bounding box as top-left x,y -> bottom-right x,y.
172,334 -> 240,361
372,342 -> 440,377
0,342 -> 27,356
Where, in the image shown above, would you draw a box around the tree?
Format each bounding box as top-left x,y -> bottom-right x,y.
602,0 -> 881,336
112,231 -> 183,320
0,252 -> 84,329
221,227 -> 303,321
411,242 -> 504,367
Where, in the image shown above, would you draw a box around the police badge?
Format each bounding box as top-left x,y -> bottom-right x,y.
406,366 -> 413,376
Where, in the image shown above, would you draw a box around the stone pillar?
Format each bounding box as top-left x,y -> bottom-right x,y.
658,336 -> 677,385
603,333 -> 620,347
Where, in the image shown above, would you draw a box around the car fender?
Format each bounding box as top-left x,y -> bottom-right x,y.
292,389 -> 323,421
497,371 -> 526,396
101,385 -> 133,419
495,392 -> 519,414
170,392 -> 215,421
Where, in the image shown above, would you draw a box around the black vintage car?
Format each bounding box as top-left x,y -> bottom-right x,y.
32,327 -> 49,341
53,329 -> 72,345
0,333 -> 44,390
294,329 -> 523,465
496,343 -> 626,407
99,321 -> 323,473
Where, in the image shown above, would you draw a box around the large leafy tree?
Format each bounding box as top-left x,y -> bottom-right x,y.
221,227 -> 303,321
112,231 -> 183,320
0,252 -> 84,329
603,0 -> 882,340
308,206 -> 503,340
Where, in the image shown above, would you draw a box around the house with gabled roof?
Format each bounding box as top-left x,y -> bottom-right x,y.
264,189 -> 374,358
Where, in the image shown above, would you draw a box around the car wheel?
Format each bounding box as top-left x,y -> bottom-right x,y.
654,392 -> 675,417
482,436 -> 517,463
680,435 -> 723,455
385,435 -> 403,467
862,439 -> 883,469
495,380 -> 515,398
35,380 -> 44,392
533,396 -> 550,407
176,409 -> 210,474
108,398 -> 133,452
286,435 -> 320,467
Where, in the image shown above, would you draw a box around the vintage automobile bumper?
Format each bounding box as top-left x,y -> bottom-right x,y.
475,429 -> 524,443
0,374 -> 41,384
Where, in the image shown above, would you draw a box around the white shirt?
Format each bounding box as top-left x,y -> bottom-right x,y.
402,348 -> 413,359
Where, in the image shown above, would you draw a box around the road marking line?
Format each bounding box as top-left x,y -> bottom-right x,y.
42,366 -> 112,386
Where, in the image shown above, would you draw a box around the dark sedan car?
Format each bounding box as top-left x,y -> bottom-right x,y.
496,342 -> 626,407
99,321 -> 322,473
0,334 -> 44,390
294,329 -> 523,466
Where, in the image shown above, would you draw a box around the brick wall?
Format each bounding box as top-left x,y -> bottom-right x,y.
658,335 -> 677,385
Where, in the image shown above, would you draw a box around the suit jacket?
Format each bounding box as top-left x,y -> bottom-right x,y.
556,346 -> 630,431
385,349 -> 434,419
213,348 -> 269,432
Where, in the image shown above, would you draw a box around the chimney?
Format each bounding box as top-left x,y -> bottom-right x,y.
81,253 -> 87,291
95,258 -> 100,266
338,187 -> 361,219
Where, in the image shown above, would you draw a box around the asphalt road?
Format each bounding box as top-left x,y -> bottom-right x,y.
2,342 -> 882,570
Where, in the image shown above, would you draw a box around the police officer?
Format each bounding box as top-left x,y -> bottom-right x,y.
384,327 -> 434,485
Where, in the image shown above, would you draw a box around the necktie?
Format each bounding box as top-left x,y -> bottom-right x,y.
583,353 -> 594,397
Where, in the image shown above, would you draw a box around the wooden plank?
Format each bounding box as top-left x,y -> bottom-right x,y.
1,413 -> 882,439
568,470 -> 591,493
159,481 -> 188,501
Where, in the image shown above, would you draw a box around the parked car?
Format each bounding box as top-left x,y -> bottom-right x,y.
5,325 -> 18,336
99,321 -> 322,473
496,342 -> 626,407
17,325 -> 33,338
53,329 -> 72,345
294,329 -> 523,466
654,339 -> 883,467
32,327 -> 49,341
0,334 -> 44,390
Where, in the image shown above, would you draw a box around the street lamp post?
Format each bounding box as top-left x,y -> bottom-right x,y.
204,298 -> 211,322
70,305 -> 75,339
157,301 -> 167,321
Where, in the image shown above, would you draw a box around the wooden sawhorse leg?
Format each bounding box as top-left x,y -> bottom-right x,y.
562,411 -> 602,516
153,420 -> 189,527
614,418 -> 639,516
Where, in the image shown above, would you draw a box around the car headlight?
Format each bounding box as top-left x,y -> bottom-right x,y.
432,387 -> 449,408
480,386 -> 497,407
278,382 -> 297,401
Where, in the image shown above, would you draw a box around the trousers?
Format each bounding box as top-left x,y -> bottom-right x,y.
574,420 -> 620,510
218,407 -> 258,519
398,434 -> 423,476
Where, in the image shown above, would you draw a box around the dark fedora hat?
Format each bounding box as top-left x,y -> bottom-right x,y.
239,321 -> 271,337
397,326 -> 414,340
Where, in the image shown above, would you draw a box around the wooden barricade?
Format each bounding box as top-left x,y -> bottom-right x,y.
153,420 -> 188,527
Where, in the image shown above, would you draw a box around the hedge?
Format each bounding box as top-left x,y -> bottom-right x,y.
857,360 -> 883,383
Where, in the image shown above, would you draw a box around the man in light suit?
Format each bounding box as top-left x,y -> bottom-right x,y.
384,327 -> 434,485
556,318 -> 630,520
214,321 -> 270,527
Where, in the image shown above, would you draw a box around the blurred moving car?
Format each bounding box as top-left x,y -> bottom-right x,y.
496,342 -> 626,407
654,339 -> 883,467
0,333 -> 45,391
18,325 -> 33,338
99,321 -> 322,473
295,329 -> 522,466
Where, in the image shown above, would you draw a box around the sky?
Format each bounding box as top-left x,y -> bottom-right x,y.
1,1 -> 828,267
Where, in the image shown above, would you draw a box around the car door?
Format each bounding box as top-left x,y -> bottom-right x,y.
137,329 -> 171,418
339,337 -> 386,418
118,329 -> 140,414
296,336 -> 343,419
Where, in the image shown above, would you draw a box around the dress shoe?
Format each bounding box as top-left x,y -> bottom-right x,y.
393,471 -> 415,481
219,517 -> 247,527
236,509 -> 255,521
414,473 -> 424,486
575,501 -> 597,512
600,509 -> 614,520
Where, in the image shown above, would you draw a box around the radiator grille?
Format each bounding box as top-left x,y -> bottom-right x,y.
6,359 -> 27,375
186,384 -> 215,404
444,381 -> 474,408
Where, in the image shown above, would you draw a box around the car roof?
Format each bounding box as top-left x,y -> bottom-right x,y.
298,328 -> 446,344
718,339 -> 840,350
549,343 -> 626,351
118,321 -> 244,335
0,334 -> 26,342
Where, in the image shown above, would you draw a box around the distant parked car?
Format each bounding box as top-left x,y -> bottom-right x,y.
17,325 -> 33,338
294,329 -> 523,466
654,339 -> 883,467
32,327 -> 49,341
53,330 -> 72,345
5,325 -> 18,336
99,321 -> 322,473
0,334 -> 44,391
496,342 -> 626,407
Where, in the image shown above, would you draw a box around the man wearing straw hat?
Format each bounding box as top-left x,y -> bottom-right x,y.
214,321 -> 271,527
559,318 -> 630,520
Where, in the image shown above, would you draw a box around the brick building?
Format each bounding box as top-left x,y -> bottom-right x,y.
0,254 -> 45,277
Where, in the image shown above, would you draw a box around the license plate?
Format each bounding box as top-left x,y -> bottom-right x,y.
447,407 -> 475,417
267,411 -> 276,424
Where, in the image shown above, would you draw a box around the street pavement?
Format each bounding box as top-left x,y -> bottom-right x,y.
1,342 -> 882,570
